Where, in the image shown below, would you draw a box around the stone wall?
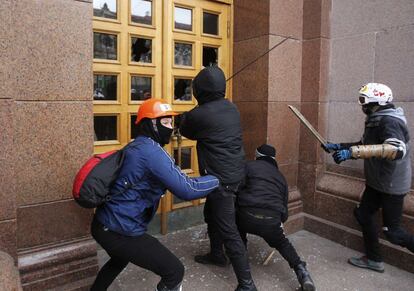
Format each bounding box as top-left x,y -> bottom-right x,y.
308,0 -> 414,272
0,0 -> 98,289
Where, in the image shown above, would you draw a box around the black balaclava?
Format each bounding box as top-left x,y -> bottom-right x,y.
192,66 -> 226,105
136,117 -> 173,146
362,102 -> 394,115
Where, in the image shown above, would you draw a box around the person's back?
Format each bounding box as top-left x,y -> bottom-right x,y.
237,158 -> 288,220
179,66 -> 256,291
180,66 -> 245,184
236,144 -> 316,291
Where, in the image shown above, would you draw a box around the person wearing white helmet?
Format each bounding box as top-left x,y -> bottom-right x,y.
322,83 -> 414,272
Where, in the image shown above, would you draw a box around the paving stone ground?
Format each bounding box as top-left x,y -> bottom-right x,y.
97,226 -> 414,291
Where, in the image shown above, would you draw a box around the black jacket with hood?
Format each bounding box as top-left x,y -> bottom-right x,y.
179,66 -> 245,184
237,157 -> 289,222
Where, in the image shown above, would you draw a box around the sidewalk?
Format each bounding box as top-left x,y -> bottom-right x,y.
97,225 -> 414,291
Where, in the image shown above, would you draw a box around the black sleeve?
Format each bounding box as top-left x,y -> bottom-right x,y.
379,117 -> 408,143
281,178 -> 289,223
179,111 -> 197,140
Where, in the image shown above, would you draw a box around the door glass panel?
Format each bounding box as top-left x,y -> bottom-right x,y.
174,43 -> 192,66
94,74 -> 117,101
93,0 -> 117,19
94,32 -> 117,60
131,0 -> 152,25
94,116 -> 117,141
131,37 -> 152,63
174,6 -> 192,31
131,75 -> 152,101
203,46 -> 218,67
174,79 -> 192,101
203,12 -> 219,35
130,115 -> 139,139
173,147 -> 192,169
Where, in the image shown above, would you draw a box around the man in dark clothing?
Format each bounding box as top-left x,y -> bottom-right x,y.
179,66 -> 256,291
236,144 -> 316,291
323,83 -> 414,273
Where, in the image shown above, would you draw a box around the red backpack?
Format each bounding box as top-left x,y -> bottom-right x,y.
72,148 -> 127,208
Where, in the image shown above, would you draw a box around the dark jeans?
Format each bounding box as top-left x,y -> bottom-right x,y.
355,185 -> 414,262
90,218 -> 184,291
236,208 -> 302,268
204,185 -> 252,278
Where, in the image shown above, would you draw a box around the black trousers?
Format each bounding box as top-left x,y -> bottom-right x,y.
236,209 -> 302,268
355,185 -> 414,262
204,185 -> 252,279
90,218 -> 184,291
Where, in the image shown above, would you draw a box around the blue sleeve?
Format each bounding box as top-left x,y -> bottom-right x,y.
148,146 -> 219,200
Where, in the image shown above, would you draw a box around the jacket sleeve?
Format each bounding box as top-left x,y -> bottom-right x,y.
148,147 -> 219,200
179,111 -> 198,140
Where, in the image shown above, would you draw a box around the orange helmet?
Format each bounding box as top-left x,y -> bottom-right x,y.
135,98 -> 178,125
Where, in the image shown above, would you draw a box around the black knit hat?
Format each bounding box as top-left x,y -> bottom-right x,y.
255,144 -> 276,158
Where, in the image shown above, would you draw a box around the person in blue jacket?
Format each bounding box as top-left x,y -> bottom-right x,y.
90,98 -> 219,291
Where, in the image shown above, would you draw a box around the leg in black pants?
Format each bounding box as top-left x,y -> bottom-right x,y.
206,187 -> 255,289
354,186 -> 383,262
236,209 -> 302,268
381,192 -> 414,253
90,218 -> 184,291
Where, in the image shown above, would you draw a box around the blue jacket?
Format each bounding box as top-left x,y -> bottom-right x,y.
95,136 -> 219,236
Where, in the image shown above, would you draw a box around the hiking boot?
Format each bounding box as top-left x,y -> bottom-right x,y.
294,262 -> 316,291
348,256 -> 385,273
194,253 -> 229,267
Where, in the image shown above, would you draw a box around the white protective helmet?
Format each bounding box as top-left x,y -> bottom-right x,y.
358,83 -> 393,106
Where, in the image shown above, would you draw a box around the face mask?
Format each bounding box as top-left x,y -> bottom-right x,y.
154,118 -> 173,146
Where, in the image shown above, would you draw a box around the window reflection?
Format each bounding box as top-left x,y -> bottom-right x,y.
94,116 -> 117,141
94,32 -> 117,60
131,37 -> 152,63
203,12 -> 219,35
174,147 -> 192,169
94,74 -> 117,101
174,43 -> 192,66
131,76 -> 152,101
130,115 -> 139,139
174,79 -> 192,101
174,6 -> 192,31
93,0 -> 117,19
203,46 -> 218,67
131,0 -> 152,25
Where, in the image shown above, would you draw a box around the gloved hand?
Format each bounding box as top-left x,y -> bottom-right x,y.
332,149 -> 352,164
321,142 -> 342,153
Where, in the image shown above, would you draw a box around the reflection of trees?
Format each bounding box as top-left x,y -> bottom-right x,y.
175,44 -> 192,66
94,33 -> 117,60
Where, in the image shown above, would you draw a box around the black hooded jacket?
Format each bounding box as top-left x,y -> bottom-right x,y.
179,66 -> 245,184
237,157 -> 289,222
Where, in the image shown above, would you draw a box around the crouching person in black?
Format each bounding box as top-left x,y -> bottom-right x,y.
236,144 -> 316,291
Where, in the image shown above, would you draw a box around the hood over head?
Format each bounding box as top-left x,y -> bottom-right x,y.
192,66 -> 226,105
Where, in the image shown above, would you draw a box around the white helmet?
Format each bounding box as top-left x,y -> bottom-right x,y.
358,83 -> 393,106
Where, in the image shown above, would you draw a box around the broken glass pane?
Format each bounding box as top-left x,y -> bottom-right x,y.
174,79 -> 192,101
131,37 -> 152,63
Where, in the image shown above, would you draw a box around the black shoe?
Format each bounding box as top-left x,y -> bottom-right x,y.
194,253 -> 229,267
294,262 -> 315,291
235,279 -> 257,291
156,281 -> 182,291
